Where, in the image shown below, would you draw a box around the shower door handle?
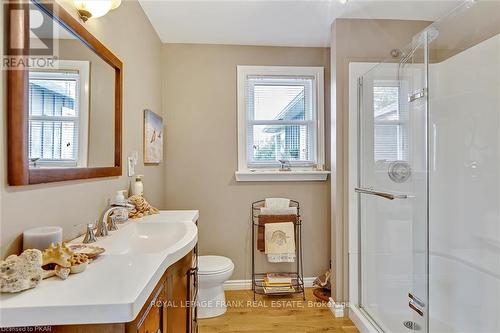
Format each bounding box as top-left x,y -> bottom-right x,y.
355,187 -> 409,200
409,300 -> 424,316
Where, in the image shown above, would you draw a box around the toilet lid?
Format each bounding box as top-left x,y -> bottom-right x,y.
198,255 -> 234,275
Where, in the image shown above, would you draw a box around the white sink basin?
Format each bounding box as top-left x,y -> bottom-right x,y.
0,210 -> 199,328
101,222 -> 190,255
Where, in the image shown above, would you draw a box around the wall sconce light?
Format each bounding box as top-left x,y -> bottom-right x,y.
74,0 -> 121,22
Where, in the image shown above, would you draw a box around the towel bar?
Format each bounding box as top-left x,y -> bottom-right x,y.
355,187 -> 409,200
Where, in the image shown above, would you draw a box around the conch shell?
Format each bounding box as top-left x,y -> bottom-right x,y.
128,195 -> 159,219
42,242 -> 73,268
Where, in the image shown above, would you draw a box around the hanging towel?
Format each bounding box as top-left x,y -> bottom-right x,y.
257,213 -> 298,251
265,222 -> 296,263
265,198 -> 290,209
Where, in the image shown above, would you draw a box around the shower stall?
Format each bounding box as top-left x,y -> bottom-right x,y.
348,2 -> 500,332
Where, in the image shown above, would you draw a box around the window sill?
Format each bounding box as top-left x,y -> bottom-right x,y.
235,170 -> 330,182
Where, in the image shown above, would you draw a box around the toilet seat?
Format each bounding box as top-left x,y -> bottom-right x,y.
198,255 -> 234,275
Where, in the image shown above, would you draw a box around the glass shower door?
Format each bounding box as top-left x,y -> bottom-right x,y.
357,35 -> 429,333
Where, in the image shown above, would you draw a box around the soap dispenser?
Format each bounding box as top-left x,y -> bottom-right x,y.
112,190 -> 129,223
131,175 -> 144,196
114,190 -> 127,206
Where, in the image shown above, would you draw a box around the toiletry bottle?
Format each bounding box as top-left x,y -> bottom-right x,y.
132,175 -> 144,196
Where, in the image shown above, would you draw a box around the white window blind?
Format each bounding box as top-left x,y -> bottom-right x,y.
245,75 -> 316,168
373,81 -> 409,162
29,71 -> 80,166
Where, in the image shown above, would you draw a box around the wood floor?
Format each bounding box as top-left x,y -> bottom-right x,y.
198,289 -> 359,333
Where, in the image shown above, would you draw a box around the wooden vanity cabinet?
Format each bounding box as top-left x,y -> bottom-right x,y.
128,251 -> 194,333
47,250 -> 196,333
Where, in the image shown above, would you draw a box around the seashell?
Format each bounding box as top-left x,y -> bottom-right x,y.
54,265 -> 70,280
70,253 -> 89,274
128,195 -> 159,219
42,242 -> 73,268
0,249 -> 43,293
67,244 -> 105,259
42,269 -> 56,280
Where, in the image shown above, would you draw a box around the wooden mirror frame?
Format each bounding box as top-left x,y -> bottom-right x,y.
6,0 -> 123,185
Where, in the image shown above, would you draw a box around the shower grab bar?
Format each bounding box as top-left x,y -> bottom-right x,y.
355,187 -> 409,200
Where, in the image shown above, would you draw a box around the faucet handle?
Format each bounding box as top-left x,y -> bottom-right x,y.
83,223 -> 97,244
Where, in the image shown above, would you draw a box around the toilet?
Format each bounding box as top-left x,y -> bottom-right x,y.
197,255 -> 234,319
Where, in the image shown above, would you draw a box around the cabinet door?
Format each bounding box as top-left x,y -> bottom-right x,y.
137,284 -> 166,333
166,252 -> 193,333
188,242 -> 198,333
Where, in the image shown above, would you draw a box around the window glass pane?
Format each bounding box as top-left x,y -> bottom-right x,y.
373,86 -> 399,121
29,76 -> 78,117
373,82 -> 408,162
29,120 -> 77,161
250,124 -> 309,163
28,72 -> 79,164
253,85 -> 305,121
374,124 -> 398,161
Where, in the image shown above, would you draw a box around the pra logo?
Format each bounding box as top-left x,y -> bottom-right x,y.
3,1 -> 58,69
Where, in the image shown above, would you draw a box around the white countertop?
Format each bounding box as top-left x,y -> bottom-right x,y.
0,210 -> 199,328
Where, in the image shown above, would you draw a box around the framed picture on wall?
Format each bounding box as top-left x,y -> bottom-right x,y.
144,109 -> 164,164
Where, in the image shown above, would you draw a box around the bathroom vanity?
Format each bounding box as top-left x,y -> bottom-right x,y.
0,211 -> 199,333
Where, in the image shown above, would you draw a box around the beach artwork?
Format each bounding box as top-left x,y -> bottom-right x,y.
144,109 -> 163,164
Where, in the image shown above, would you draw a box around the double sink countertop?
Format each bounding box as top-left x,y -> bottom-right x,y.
0,210 -> 199,328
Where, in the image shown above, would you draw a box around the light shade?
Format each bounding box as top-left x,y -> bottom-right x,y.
111,0 -> 121,10
74,0 -> 113,21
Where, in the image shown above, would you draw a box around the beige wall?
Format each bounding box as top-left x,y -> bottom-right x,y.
330,19 -> 432,300
0,0 -> 165,256
161,44 -> 331,280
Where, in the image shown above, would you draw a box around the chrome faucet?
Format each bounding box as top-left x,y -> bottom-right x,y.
278,159 -> 291,171
95,203 -> 134,237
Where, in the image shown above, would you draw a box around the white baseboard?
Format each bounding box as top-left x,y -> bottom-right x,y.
224,277 -> 316,291
224,279 -> 252,290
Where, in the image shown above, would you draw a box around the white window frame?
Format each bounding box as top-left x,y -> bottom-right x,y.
29,60 -> 90,168
236,65 -> 329,182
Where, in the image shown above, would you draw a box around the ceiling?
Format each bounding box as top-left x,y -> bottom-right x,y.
138,0 -> 463,47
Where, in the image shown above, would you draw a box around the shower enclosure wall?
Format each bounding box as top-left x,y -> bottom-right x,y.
348,2 -> 500,332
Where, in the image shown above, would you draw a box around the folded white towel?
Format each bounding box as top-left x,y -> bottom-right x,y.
265,222 -> 296,263
267,253 -> 296,263
260,207 -> 297,216
265,198 -> 290,209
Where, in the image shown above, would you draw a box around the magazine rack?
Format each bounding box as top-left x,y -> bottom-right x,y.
251,199 -> 305,300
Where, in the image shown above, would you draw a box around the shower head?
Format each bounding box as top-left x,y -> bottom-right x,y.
412,27 -> 439,46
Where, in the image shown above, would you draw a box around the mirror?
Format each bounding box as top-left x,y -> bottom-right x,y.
7,0 -> 122,185
29,5 -> 115,168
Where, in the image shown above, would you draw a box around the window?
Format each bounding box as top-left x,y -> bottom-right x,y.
236,66 -> 326,181
373,80 -> 408,162
29,60 -> 89,167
